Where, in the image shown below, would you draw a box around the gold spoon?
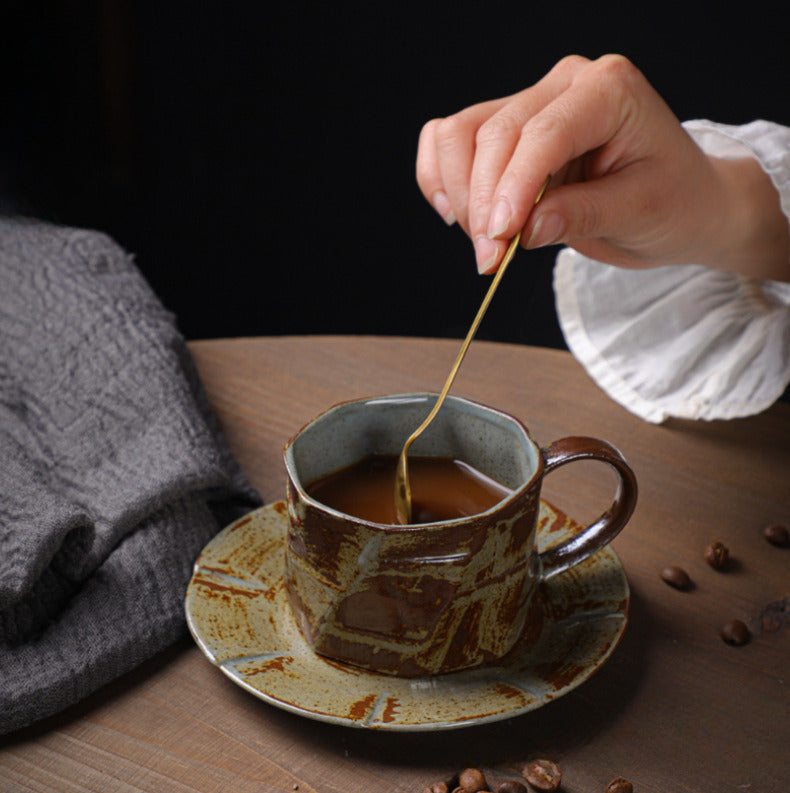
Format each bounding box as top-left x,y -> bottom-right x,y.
394,176 -> 550,524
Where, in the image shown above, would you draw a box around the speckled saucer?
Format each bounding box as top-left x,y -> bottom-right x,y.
185,501 -> 629,731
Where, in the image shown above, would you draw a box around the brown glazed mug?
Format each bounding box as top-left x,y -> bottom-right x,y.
283,393 -> 637,677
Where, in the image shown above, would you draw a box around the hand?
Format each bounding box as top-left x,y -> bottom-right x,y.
416,54 -> 789,280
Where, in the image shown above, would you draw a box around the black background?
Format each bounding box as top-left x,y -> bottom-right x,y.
2,1 -> 786,347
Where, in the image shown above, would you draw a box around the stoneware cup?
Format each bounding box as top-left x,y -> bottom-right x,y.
283,393 -> 637,677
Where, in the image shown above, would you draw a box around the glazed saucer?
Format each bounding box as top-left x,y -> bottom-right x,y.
185,501 -> 629,731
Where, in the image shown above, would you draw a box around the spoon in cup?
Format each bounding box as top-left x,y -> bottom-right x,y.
394,176 -> 550,524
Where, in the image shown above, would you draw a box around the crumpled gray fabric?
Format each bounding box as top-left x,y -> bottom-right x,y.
0,217 -> 261,733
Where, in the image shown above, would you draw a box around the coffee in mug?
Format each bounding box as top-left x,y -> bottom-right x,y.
305,453 -> 510,524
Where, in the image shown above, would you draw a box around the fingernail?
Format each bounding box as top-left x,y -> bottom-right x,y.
431,191 -> 456,225
474,236 -> 499,274
526,211 -> 565,248
487,199 -> 511,238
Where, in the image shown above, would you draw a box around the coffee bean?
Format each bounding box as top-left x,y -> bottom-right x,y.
720,619 -> 750,646
458,768 -> 487,793
660,565 -> 692,590
522,759 -> 562,792
605,777 -> 633,793
424,783 -> 449,793
763,523 -> 789,547
704,541 -> 729,570
497,782 -> 527,793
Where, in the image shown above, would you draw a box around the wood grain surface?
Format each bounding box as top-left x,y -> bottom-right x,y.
2,336 -> 788,793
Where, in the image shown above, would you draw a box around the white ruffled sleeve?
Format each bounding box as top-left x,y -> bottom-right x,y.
553,119 -> 790,423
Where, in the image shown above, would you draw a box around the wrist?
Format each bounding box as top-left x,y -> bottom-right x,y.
703,156 -> 790,281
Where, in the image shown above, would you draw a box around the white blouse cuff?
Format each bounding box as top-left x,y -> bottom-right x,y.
553,120 -> 790,423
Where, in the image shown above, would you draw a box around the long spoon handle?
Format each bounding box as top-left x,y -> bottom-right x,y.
401,230 -> 523,453
394,176 -> 550,524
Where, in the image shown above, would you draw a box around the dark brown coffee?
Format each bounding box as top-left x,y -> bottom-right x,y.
305,454 -> 511,524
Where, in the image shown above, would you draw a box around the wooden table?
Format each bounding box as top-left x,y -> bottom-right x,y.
2,336 -> 788,792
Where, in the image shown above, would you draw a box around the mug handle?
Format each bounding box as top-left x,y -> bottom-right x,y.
538,436 -> 638,580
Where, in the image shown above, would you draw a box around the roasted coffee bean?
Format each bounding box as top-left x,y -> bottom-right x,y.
605,777 -> 634,793
424,783 -> 449,793
458,768 -> 488,793
763,523 -> 789,547
497,781 -> 527,793
660,565 -> 692,590
522,759 -> 562,792
721,618 -> 750,646
704,541 -> 729,569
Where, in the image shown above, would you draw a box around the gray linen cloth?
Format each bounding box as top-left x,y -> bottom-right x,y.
0,217 -> 261,733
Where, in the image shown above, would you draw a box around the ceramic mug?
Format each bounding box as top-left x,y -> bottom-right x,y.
283,393 -> 637,677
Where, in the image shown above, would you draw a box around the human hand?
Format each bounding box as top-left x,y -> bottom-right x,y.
416,54 -> 789,280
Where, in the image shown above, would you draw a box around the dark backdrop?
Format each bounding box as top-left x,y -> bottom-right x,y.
2,2 -> 786,346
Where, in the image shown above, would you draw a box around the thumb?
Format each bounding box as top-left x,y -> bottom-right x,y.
524,174 -> 634,249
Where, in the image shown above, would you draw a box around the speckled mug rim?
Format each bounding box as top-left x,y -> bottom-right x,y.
283,392 -> 544,531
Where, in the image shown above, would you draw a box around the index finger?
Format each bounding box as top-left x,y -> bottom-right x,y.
489,55 -> 653,245
467,55 -> 592,243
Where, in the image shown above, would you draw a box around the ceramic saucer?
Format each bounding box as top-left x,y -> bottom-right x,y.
185,501 -> 629,731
